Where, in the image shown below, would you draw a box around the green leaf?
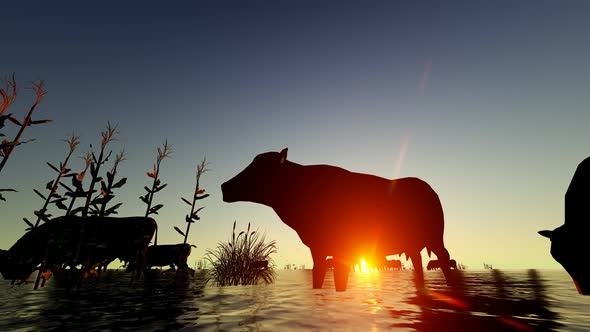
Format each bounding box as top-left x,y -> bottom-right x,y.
181,197 -> 192,206
55,200 -> 68,210
22,218 -> 34,228
139,194 -> 149,204
144,186 -> 152,193
154,183 -> 167,193
105,202 -> 123,216
33,189 -> 46,200
112,177 -> 127,189
46,162 -> 60,173
59,182 -> 74,193
185,215 -> 193,223
174,226 -> 185,237
106,171 -> 113,183
70,206 -> 84,216
149,204 -> 163,215
195,194 -> 210,200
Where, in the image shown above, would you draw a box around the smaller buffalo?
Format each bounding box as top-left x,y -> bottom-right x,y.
427,259 -> 457,270
381,259 -> 402,270
540,156 -> 590,295
145,243 -> 192,271
250,260 -> 269,270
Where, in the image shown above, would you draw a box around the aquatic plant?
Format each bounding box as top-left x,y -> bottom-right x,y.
0,75 -> 51,201
60,150 -> 93,216
92,150 -> 127,217
140,140 -> 172,245
205,221 -> 277,286
24,134 -> 80,230
175,157 -> 209,244
81,122 -> 119,217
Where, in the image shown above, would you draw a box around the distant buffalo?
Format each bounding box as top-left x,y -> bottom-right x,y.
0,216 -> 156,285
382,259 -> 402,270
427,259 -> 457,270
145,243 -> 192,271
222,148 -> 454,291
540,156 -> 590,295
250,260 -> 269,270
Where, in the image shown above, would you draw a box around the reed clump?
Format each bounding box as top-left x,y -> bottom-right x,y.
206,221 -> 277,286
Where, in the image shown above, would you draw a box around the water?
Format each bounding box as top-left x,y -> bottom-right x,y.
1,269 -> 589,331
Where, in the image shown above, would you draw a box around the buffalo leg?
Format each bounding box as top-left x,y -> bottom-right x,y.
432,242 -> 453,285
311,250 -> 327,289
409,252 -> 424,290
333,258 -> 350,292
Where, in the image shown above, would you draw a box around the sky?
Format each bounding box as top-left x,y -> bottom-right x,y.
1,1 -> 589,270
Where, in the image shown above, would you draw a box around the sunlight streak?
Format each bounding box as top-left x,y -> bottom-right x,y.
428,290 -> 469,310
393,136 -> 409,179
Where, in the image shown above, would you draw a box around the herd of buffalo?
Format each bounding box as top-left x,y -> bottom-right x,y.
1,148 -> 588,295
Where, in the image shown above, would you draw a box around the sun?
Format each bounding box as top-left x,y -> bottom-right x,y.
360,258 -> 371,273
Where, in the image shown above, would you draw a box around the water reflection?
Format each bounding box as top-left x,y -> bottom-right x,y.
38,270 -> 206,331
0,269 -> 585,331
392,269 -> 561,331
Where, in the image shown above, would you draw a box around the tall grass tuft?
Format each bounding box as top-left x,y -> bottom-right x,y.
205,221 -> 277,286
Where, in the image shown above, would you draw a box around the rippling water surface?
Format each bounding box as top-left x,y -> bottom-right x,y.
1,269 -> 589,331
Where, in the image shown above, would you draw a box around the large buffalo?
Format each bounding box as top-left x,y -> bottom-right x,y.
540,156 -> 590,295
0,216 -> 156,285
222,148 -> 454,291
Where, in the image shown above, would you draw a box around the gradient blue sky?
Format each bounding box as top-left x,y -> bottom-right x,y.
1,1 -> 589,269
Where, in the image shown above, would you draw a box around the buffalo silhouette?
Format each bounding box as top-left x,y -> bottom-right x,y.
145,243 -> 192,271
540,156 -> 590,295
0,216 -> 156,286
222,148 -> 454,291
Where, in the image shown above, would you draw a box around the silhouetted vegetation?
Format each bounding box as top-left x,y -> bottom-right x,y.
24,134 -> 80,230
0,74 -> 51,201
175,157 -> 209,244
205,221 -> 277,286
140,140 -> 172,245
81,122 -> 120,217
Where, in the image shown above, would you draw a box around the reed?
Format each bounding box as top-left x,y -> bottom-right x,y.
24,134 -> 80,230
140,140 -> 172,245
176,157 -> 209,244
205,221 -> 277,286
0,75 -> 52,201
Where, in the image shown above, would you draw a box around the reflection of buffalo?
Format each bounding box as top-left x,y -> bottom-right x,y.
146,243 -> 192,271
539,156 -> 590,295
222,149 -> 454,291
0,216 -> 156,285
427,259 -> 457,270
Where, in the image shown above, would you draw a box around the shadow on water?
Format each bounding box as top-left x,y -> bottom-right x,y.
391,269 -> 561,331
4,270 -> 206,331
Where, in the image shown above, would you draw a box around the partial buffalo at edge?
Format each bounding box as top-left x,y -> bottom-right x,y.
540,156 -> 590,295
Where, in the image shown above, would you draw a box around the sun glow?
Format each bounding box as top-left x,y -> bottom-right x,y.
360,259 -> 371,273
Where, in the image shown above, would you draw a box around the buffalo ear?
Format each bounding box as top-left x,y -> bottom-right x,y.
538,230 -> 553,239
279,148 -> 288,164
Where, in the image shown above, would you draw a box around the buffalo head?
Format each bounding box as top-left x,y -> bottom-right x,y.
222,148 -> 288,205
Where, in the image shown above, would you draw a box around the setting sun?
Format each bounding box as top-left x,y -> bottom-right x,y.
360,259 -> 371,273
